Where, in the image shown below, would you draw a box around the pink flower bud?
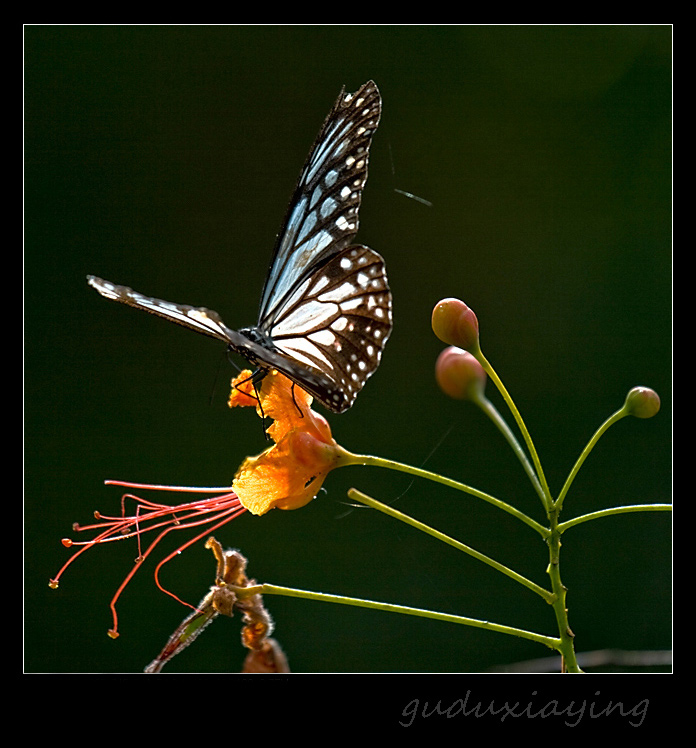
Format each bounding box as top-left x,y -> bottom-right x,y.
431,298 -> 480,353
435,346 -> 487,401
624,386 -> 661,419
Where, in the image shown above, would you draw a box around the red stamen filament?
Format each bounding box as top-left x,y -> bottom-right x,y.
50,480 -> 247,637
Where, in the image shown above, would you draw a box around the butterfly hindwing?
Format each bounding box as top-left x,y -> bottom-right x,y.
265,245 -> 392,412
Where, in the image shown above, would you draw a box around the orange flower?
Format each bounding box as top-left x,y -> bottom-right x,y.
50,369 -> 348,637
229,370 -> 347,514
49,481 -> 247,637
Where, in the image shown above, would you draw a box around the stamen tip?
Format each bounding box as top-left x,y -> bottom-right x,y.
48,579 -> 59,589
107,629 -> 120,639
61,538 -> 73,548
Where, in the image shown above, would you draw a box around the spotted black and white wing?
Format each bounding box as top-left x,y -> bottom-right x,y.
258,80 -> 382,328
87,81 -> 391,413
87,266 -> 391,413
264,244 -> 392,412
87,276 -> 236,344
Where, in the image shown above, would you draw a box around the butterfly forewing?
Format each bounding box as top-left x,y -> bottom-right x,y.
258,80 -> 382,325
87,81 -> 390,414
87,276 -> 235,344
87,275 -> 345,395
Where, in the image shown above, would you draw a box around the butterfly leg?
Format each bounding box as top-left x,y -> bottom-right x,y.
290,382 -> 305,419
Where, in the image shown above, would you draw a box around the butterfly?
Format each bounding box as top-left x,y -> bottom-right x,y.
88,80 -> 392,413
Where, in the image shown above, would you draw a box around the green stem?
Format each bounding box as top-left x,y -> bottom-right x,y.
555,408 -> 628,511
477,394 -> 546,504
348,488 -> 554,603
557,503 -> 672,533
237,582 -> 560,651
546,506 -> 582,672
475,350 -> 553,509
337,449 -> 548,538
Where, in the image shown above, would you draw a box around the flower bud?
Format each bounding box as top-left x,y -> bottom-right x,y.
624,386 -> 661,419
431,298 -> 480,353
435,346 -> 487,401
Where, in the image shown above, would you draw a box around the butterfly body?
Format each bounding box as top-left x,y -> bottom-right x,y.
88,81 -> 391,413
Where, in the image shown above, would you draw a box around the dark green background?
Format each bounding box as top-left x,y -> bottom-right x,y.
25,26 -> 671,675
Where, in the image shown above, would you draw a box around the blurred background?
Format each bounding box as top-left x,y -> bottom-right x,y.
25,26 -> 671,675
